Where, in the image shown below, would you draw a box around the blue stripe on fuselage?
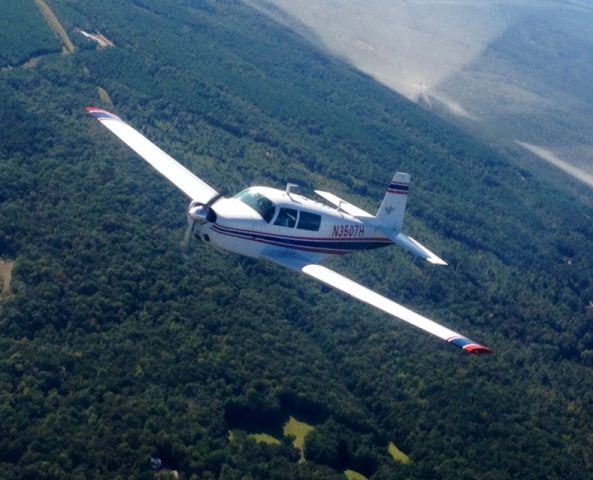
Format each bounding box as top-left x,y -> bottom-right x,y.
448,337 -> 473,348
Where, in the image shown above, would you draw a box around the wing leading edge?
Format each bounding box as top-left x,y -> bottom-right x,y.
263,251 -> 492,354
86,107 -> 219,204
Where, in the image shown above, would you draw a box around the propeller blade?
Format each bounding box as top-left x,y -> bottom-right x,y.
181,221 -> 194,255
181,194 -> 221,255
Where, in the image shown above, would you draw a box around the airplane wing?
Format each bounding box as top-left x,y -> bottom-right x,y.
262,250 -> 492,354
86,107 -> 219,203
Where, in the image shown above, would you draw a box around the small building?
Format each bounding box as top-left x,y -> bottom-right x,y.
77,29 -> 115,48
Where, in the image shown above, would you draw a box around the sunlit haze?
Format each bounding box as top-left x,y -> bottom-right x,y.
246,0 -> 593,187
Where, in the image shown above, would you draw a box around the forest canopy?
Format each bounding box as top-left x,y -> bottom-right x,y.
1,1 -> 593,479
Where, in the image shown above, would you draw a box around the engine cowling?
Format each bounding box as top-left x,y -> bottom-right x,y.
187,201 -> 217,224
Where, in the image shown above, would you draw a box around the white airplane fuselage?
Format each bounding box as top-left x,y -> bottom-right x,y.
191,186 -> 392,263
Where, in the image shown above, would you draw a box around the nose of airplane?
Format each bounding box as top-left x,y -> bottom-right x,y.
188,205 -> 210,224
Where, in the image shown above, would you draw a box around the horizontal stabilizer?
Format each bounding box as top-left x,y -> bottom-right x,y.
387,232 -> 447,265
315,190 -> 373,218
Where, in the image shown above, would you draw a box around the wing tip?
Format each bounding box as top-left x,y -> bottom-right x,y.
85,106 -> 121,121
427,256 -> 448,266
448,336 -> 493,355
464,344 -> 494,354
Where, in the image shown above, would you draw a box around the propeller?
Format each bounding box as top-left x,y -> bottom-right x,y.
181,194 -> 222,255
181,220 -> 194,255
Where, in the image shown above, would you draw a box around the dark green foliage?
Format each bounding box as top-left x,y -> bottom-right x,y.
305,418 -> 388,477
0,0 -> 62,68
1,0 -> 593,478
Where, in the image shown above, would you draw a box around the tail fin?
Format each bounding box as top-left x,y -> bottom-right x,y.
375,172 -> 410,232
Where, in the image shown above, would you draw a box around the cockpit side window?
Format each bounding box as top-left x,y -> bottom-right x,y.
297,211 -> 321,231
274,208 -> 298,228
234,190 -> 276,223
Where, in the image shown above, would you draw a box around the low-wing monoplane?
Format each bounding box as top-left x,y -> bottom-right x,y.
87,107 -> 492,354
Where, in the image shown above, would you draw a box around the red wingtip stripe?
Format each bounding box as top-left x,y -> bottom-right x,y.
464,344 -> 494,354
86,107 -> 121,122
448,336 -> 493,354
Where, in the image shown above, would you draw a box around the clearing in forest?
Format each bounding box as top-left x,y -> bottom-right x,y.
97,86 -> 114,107
228,417 -> 315,460
388,441 -> 411,464
0,259 -> 14,296
249,433 -> 281,445
228,430 -> 281,445
344,469 -> 368,480
34,0 -> 75,54
78,29 -> 115,48
283,416 -> 314,462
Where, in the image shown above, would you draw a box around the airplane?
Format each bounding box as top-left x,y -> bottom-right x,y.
86,107 -> 492,354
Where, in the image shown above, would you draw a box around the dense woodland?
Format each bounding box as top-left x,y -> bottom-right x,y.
1,0 -> 593,478
0,0 -> 62,68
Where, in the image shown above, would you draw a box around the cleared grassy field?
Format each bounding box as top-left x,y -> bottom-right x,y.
283,416 -> 314,461
0,260 -> 14,296
388,442 -> 411,464
344,469 -> 368,480
34,0 -> 75,54
249,433 -> 281,445
228,429 -> 281,446
97,86 -> 114,107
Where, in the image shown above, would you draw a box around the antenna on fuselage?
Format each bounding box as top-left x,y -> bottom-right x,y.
285,183 -> 299,201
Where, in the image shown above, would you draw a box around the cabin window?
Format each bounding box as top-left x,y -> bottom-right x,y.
297,211 -> 321,231
274,208 -> 298,228
234,190 -> 276,223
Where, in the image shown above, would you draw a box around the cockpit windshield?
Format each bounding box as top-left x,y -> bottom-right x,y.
234,189 -> 276,223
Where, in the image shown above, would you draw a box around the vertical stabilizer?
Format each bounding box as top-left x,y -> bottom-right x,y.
375,172 -> 410,232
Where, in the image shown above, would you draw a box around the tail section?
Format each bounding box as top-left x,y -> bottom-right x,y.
375,172 -> 410,232
374,172 -> 447,266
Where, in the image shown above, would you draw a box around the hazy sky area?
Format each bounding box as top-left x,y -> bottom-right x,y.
245,0 -> 593,188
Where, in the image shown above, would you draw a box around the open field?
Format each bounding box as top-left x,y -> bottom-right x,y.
388,441 -> 411,464
249,433 -> 281,445
97,86 -> 113,106
0,260 -> 14,296
344,470 -> 367,480
283,416 -> 314,461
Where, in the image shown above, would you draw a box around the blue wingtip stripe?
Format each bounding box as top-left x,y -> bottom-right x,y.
91,111 -> 118,121
447,336 -> 474,348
